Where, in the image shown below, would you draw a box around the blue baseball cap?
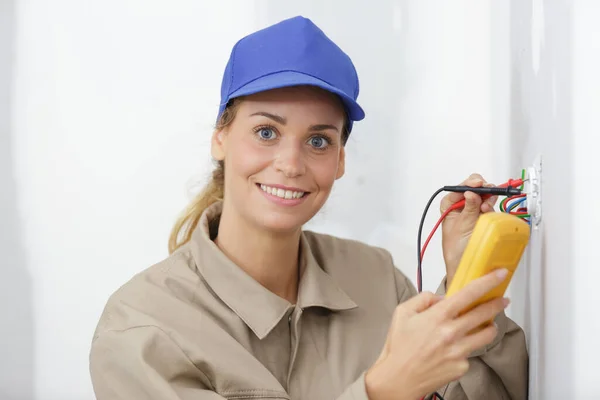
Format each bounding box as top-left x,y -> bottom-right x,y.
217,16 -> 365,132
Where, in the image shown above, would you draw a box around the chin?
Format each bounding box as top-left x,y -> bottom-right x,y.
254,211 -> 312,235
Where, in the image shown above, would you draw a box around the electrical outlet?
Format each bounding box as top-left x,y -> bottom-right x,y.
525,155 -> 542,228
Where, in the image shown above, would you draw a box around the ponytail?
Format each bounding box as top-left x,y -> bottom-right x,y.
168,100 -> 240,254
168,161 -> 224,254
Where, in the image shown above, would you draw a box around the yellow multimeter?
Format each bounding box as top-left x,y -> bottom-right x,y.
446,212 -> 530,313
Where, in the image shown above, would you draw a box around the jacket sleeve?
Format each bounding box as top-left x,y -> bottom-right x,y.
394,269 -> 529,400
90,325 -> 226,400
335,371 -> 371,400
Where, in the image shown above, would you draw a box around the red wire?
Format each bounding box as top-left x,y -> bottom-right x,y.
420,206 -> 455,261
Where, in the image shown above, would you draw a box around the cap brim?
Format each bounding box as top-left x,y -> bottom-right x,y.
222,71 -> 365,122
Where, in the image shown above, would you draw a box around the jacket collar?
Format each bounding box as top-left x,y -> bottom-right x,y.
190,202 -> 357,339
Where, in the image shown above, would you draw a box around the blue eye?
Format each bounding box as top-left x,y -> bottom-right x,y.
309,136 -> 329,149
257,127 -> 276,140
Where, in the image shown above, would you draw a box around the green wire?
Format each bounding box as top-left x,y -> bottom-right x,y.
500,197 -> 508,212
496,169 -> 526,213
520,168 -> 525,190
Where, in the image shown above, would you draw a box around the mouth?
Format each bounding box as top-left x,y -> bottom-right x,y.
257,183 -> 309,200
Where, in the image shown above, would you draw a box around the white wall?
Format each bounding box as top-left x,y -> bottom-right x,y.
572,2 -> 600,396
508,0 -> 600,398
10,1 -> 261,399
1,0 -> 35,399
4,0 -> 596,399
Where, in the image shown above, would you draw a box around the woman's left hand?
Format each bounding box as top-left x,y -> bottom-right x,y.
440,173 -> 499,286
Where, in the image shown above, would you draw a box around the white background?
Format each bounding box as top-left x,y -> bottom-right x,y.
1,0 -> 599,399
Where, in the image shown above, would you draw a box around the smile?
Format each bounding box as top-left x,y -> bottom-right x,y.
258,184 -> 307,199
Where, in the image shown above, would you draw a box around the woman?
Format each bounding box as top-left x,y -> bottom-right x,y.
90,16 -> 527,400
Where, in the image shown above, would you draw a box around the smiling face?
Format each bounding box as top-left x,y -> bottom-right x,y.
211,86 -> 347,235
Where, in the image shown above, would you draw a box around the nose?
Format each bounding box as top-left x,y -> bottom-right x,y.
274,142 -> 306,178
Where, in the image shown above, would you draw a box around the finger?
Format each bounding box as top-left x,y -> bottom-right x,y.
481,182 -> 498,212
453,297 -> 508,337
467,173 -> 485,182
481,196 -> 498,213
440,177 -> 486,214
462,178 -> 487,214
400,291 -> 443,315
481,198 -> 497,213
440,192 -> 465,214
449,323 -> 498,358
463,191 -> 483,216
438,269 -> 509,318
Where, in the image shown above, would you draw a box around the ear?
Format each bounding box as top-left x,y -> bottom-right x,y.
335,146 -> 345,180
211,129 -> 226,161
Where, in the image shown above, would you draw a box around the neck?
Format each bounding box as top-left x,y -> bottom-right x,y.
214,203 -> 302,304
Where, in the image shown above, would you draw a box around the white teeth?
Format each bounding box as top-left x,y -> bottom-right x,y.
259,184 -> 305,200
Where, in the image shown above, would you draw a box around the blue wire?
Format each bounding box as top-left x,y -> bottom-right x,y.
509,198 -> 526,210
507,197 -> 526,212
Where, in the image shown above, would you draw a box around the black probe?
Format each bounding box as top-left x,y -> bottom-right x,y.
441,185 -> 522,196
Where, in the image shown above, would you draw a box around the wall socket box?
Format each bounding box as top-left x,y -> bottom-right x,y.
525,155 -> 543,228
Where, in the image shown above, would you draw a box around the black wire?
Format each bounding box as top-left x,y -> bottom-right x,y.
417,188 -> 445,293
433,391 -> 446,400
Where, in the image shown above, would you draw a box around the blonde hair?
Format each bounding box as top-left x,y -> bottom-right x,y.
167,100 -> 238,254
168,94 -> 351,254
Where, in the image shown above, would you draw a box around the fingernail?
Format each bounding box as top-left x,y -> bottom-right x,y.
503,298 -> 511,307
496,269 -> 508,279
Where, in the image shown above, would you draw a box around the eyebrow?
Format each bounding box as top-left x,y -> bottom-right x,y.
250,112 -> 339,132
250,112 -> 287,124
308,124 -> 339,132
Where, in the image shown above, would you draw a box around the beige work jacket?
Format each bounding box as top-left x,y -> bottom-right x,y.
90,202 -> 527,399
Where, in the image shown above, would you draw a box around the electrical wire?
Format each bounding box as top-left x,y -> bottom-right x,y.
417,188 -> 445,292
498,169 -> 530,224
508,197 -> 525,211
416,177 -> 525,292
420,391 -> 446,400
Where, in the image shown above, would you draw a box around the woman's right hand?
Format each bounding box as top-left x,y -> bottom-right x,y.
364,269 -> 510,400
